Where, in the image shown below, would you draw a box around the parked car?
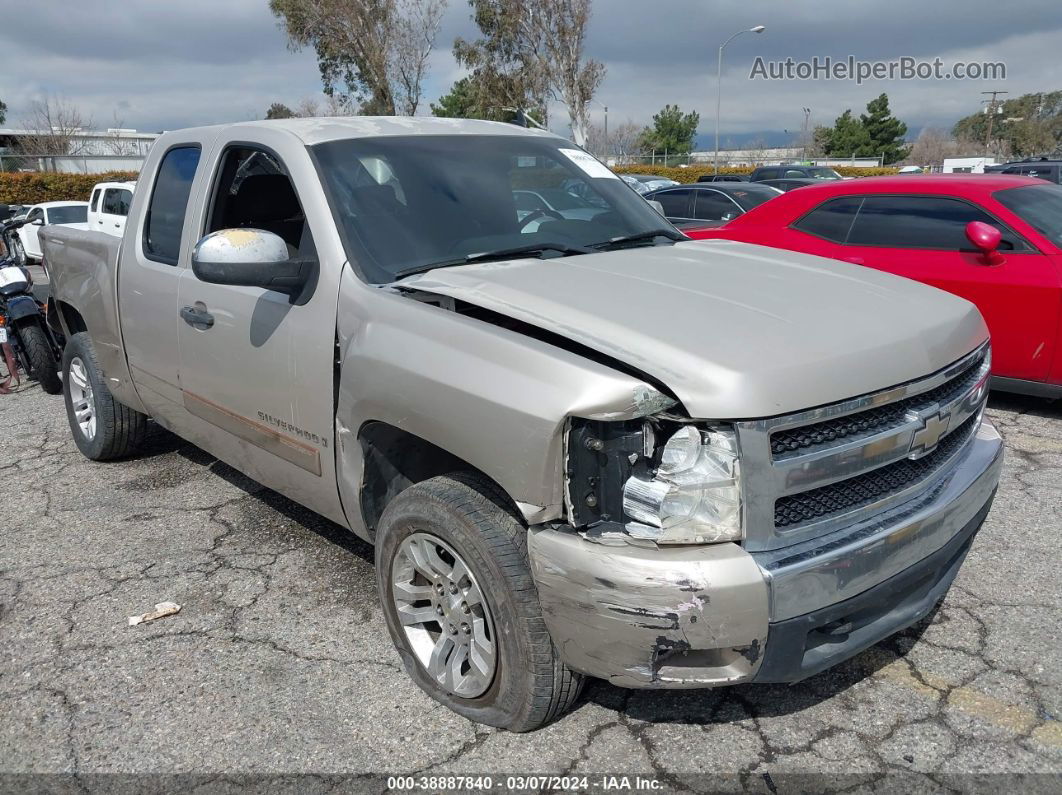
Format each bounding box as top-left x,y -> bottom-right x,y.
757,177 -> 822,192
619,173 -> 681,194
88,180 -> 136,237
995,157 -> 1062,184
645,182 -> 782,227
43,118 -> 1001,731
696,174 -> 750,183
750,165 -> 843,182
14,201 -> 89,263
688,174 -> 1062,396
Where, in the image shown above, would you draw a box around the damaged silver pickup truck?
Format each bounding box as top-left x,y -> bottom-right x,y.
41,118 -> 1002,731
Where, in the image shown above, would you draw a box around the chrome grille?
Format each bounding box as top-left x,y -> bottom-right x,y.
770,351 -> 986,458
734,343 -> 991,553
774,413 -> 979,527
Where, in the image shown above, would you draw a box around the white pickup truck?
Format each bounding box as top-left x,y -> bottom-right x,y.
87,180 -> 135,238
41,118 -> 1002,731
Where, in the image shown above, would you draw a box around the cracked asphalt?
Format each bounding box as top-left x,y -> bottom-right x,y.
1,378 -> 1060,791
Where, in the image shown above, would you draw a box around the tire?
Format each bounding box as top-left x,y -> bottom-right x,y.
376,473 -> 583,732
62,331 -> 148,460
20,322 -> 62,394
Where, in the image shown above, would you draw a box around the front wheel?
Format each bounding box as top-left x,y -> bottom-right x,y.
20,322 -> 61,394
376,473 -> 583,732
62,331 -> 148,460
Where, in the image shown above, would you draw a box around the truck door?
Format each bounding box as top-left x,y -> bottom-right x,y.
117,143 -> 204,420
175,143 -> 345,523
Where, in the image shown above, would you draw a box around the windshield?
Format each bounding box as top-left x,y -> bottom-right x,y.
995,184 -> 1062,245
48,206 -> 87,224
726,185 -> 783,211
807,167 -> 842,180
313,135 -> 676,283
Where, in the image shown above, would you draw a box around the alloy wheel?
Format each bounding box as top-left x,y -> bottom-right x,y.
68,356 -> 96,440
391,532 -> 497,697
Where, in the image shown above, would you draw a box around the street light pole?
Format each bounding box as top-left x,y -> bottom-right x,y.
801,106 -> 811,161
715,24 -> 766,174
591,99 -> 609,159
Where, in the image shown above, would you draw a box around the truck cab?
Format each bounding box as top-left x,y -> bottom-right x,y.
87,180 -> 136,237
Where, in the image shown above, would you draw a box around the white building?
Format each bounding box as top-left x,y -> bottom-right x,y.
0,127 -> 159,173
941,157 -> 998,174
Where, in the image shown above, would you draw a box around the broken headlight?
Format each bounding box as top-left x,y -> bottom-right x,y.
622,425 -> 742,544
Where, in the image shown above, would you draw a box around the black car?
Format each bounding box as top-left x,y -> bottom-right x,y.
695,174 -> 750,183
989,157 -> 1062,184
756,177 -> 822,192
645,182 -> 783,226
750,165 -> 843,182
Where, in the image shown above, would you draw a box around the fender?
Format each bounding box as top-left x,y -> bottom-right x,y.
5,295 -> 42,322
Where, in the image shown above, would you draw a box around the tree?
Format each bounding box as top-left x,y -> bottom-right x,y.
585,119 -> 640,161
0,99 -> 6,126
821,109 -> 871,157
17,96 -> 92,160
104,113 -> 140,155
906,127 -> 966,166
392,0 -> 447,116
266,102 -> 297,119
270,0 -> 448,116
638,105 -> 699,154
431,77 -> 477,118
860,93 -> 908,164
454,0 -> 604,145
952,91 -> 1062,158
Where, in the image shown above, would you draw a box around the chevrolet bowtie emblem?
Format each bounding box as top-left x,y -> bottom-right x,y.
910,410 -> 951,459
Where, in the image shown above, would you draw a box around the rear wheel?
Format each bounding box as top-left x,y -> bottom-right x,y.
62,331 -> 148,460
20,322 -> 61,394
376,473 -> 583,731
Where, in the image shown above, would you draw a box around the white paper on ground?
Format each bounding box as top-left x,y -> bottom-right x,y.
128,601 -> 181,626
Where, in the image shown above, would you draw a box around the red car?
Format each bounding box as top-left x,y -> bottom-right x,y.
687,175 -> 1062,396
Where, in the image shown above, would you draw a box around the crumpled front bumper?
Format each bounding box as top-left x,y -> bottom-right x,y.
528,420 -> 1003,688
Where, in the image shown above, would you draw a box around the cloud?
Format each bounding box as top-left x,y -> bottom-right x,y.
0,0 -> 1057,139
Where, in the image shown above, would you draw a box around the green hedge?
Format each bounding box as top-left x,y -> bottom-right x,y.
0,171 -> 139,205
612,164 -> 898,183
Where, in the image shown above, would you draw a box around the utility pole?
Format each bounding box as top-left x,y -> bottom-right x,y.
801,107 -> 811,161
981,90 -> 1008,157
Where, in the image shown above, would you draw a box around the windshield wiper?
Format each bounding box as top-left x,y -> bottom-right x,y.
589,228 -> 686,250
392,242 -> 591,281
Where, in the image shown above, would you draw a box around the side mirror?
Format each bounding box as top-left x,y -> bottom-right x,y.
965,221 -> 1004,265
31,218 -> 44,226
192,229 -> 312,295
647,200 -> 665,216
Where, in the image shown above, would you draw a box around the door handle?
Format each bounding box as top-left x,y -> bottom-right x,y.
180,305 -> 214,328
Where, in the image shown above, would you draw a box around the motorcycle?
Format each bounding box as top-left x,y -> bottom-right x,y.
0,218 -> 62,394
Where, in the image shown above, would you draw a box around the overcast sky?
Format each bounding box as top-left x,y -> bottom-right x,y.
0,0 -> 1058,147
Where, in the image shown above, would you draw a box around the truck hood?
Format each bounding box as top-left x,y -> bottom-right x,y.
404,240 -> 988,419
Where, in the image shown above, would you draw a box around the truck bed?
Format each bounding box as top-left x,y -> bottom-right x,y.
40,225 -> 133,406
